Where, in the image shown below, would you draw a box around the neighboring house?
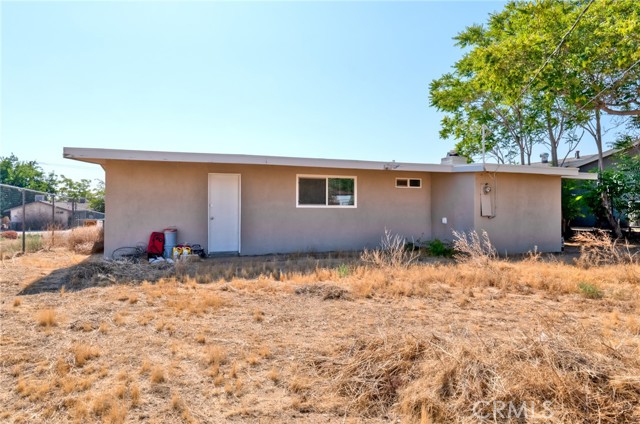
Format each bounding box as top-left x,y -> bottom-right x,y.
64,147 -> 595,258
4,199 -> 105,230
559,143 -> 640,173
557,143 -> 639,227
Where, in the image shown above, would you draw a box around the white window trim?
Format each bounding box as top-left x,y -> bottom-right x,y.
296,174 -> 358,208
395,177 -> 422,189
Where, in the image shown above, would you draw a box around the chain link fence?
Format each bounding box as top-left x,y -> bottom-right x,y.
0,183 -> 105,254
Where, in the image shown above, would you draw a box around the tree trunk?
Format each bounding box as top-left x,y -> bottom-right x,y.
594,108 -> 623,238
516,136 -> 525,165
546,111 -> 559,167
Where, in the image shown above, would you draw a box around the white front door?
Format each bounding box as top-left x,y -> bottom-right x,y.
208,173 -> 241,253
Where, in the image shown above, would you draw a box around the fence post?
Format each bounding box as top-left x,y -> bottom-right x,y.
22,189 -> 26,253
52,194 -> 56,246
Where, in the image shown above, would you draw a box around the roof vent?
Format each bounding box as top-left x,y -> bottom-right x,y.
540,153 -> 549,163
575,151 -> 580,159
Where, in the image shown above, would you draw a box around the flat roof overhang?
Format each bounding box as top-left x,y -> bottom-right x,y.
63,147 -> 594,178
64,147 -> 450,173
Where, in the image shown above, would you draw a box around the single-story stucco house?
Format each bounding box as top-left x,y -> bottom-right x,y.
63,147 -> 595,258
4,199 -> 105,231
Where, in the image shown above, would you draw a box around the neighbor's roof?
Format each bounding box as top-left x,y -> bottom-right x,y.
63,147 -> 596,179
560,142 -> 640,168
4,200 -> 96,213
531,141 -> 639,170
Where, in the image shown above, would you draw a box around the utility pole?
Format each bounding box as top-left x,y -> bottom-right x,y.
21,189 -> 26,253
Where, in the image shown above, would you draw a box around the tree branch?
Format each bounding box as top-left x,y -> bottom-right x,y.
599,103 -> 640,116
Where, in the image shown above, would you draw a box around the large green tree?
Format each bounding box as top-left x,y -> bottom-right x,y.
430,0 -> 640,237
56,175 -> 105,213
0,154 -> 57,192
430,0 -> 640,162
429,1 -> 577,165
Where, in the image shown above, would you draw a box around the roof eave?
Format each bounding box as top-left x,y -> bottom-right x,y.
64,147 -> 454,173
452,163 -> 589,177
63,147 -> 594,178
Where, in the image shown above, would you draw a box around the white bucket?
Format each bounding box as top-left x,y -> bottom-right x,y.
163,227 -> 177,258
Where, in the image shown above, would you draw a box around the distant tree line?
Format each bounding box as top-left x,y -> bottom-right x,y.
0,154 -> 105,213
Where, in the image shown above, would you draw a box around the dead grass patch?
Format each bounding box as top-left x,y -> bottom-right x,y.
2,243 -> 640,423
67,226 -> 104,254
150,366 -> 165,384
72,343 -> 100,367
130,383 -> 141,407
574,230 -> 638,267
267,367 -> 280,383
140,357 -> 151,375
246,353 -> 260,366
398,325 -> 640,424
91,392 -> 126,423
301,322 -> 640,423
205,345 -> 228,366
312,335 -> 426,416
252,308 -> 264,322
294,283 -> 351,300
69,260 -> 173,289
360,229 -> 419,268
35,308 -> 57,327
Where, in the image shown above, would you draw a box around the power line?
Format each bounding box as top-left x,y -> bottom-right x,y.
516,0 -> 595,104
37,161 -> 98,170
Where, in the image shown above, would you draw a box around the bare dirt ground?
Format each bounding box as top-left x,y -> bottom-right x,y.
1,248 -> 639,423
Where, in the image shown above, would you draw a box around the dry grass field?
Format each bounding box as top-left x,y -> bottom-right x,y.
1,233 -> 640,423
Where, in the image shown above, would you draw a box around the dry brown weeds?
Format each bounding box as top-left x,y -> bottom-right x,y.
398,323 -> 640,424
574,230 -> 638,268
1,244 -> 639,423
66,226 -> 104,254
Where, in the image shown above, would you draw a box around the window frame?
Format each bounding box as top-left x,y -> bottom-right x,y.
296,174 -> 358,208
395,177 -> 422,189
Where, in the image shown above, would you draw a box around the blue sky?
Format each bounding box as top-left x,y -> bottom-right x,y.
2,1 -> 513,182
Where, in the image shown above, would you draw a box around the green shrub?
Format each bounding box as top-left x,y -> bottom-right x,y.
578,282 -> 603,299
25,234 -> 43,252
426,239 -> 454,257
0,234 -> 42,258
337,263 -> 350,278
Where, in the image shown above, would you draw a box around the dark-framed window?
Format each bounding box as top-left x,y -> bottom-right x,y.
297,175 -> 357,207
395,178 -> 422,188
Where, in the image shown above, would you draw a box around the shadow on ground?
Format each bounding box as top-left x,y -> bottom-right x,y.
15,250 -> 369,296
17,256 -> 173,295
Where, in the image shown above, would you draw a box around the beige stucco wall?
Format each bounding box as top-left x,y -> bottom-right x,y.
103,160 -> 431,257
430,173 -> 476,240
474,172 -> 562,254
430,172 -> 562,253
103,160 -> 563,257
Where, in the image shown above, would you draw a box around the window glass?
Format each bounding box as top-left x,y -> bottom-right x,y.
298,178 -> 326,205
298,176 -> 356,207
396,178 -> 421,188
328,178 -> 355,206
